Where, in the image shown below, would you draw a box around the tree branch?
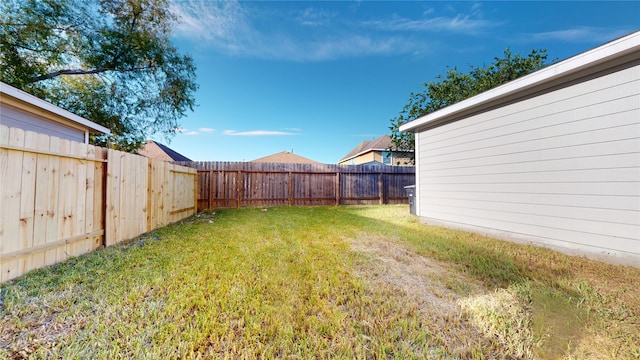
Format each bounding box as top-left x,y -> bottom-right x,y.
30,65 -> 157,83
30,68 -> 109,82
1,20 -> 85,32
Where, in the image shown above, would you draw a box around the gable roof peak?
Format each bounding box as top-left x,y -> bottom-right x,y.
251,151 -> 320,164
339,134 -> 394,162
138,140 -> 192,162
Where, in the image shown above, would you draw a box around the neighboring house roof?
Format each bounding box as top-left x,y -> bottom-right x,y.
0,81 -> 110,135
138,140 -> 192,162
400,30 -> 640,133
251,151 -> 320,164
339,135 -> 395,163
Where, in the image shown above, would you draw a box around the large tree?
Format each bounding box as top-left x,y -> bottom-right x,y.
389,49 -> 550,164
0,0 -> 197,151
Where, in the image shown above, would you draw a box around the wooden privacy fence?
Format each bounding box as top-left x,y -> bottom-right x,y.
105,149 -> 197,247
175,161 -> 415,210
1,125 -> 197,282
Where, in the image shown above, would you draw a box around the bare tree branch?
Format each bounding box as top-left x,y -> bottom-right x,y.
30,65 -> 157,82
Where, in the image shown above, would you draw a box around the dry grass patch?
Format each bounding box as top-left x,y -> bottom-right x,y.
348,234 -> 494,357
348,234 -> 540,359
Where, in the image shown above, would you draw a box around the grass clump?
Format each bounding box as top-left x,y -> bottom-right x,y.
1,205 -> 639,359
459,285 -> 534,359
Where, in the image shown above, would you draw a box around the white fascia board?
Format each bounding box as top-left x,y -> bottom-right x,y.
400,30 -> 640,133
0,81 -> 111,135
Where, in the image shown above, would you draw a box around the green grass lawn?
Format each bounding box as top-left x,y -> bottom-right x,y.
1,205 -> 638,359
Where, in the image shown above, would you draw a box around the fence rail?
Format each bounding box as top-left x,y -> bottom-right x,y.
175,161 -> 415,210
1,125 -> 197,282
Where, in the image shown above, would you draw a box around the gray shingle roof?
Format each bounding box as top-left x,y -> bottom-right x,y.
138,141 -> 192,162
339,135 -> 393,162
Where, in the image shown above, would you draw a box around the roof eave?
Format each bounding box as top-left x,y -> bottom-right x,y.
400,30 -> 640,133
0,82 -> 111,135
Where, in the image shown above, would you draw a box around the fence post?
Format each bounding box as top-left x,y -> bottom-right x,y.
237,170 -> 242,209
208,170 -> 214,210
221,170 -> 227,208
288,171 -> 293,206
193,170 -> 198,215
146,158 -> 152,232
101,150 -> 108,248
335,172 -> 340,205
378,172 -> 384,205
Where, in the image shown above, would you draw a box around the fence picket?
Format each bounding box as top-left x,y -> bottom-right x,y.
1,127 -> 24,280
1,125 -> 197,283
83,144 -> 96,255
175,161 -> 414,210
31,132 -> 52,271
17,131 -> 37,273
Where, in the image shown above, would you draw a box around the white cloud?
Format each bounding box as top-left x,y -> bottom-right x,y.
169,1 -> 496,61
470,2 -> 483,17
223,129 -> 297,136
295,7 -> 336,27
175,127 -> 213,135
298,35 -> 414,61
362,13 -> 499,33
171,0 -> 250,46
525,27 -> 632,43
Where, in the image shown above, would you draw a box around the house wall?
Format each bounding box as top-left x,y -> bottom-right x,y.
1,102 -> 86,143
415,64 -> 640,266
372,151 -> 384,163
349,152 -> 377,165
339,151 -> 413,166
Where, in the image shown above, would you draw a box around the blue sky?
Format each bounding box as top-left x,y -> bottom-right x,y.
159,1 -> 639,163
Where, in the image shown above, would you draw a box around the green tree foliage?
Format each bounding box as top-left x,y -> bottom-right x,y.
389,49 -> 550,163
0,0 -> 198,150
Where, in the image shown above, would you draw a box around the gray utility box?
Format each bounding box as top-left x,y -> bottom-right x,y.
404,185 -> 416,215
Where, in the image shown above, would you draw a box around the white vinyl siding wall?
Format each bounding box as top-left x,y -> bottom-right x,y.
1,104 -> 86,143
416,64 -> 640,264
